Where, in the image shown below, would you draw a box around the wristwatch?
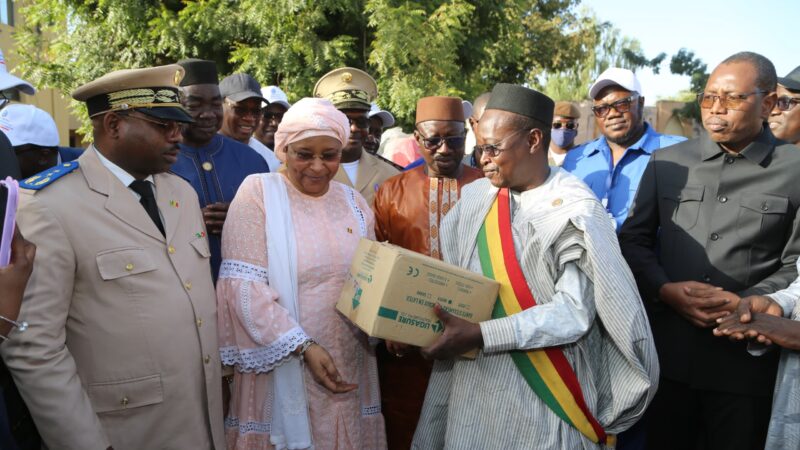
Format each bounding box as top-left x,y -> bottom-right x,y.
298,338 -> 317,359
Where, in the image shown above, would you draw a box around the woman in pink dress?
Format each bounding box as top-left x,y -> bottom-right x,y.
217,98 -> 386,450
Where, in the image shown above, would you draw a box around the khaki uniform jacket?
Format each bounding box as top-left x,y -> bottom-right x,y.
334,150 -> 399,206
1,147 -> 224,450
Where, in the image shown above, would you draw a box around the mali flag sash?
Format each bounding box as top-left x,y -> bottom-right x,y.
476,188 -> 610,445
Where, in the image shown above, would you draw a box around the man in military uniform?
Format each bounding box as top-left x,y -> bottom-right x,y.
0,65 -> 224,450
313,67 -> 399,205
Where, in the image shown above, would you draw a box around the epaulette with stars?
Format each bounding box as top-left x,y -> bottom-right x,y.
18,162 -> 80,190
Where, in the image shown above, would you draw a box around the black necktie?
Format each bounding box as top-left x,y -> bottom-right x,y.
128,180 -> 165,236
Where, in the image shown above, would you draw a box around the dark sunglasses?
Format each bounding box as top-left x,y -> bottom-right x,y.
591,95 -> 638,118
417,134 -> 466,151
119,112 -> 181,133
552,121 -> 577,130
225,99 -> 261,117
776,95 -> 800,112
232,106 -> 262,117
696,91 -> 767,111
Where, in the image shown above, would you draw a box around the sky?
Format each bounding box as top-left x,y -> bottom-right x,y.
579,0 -> 800,105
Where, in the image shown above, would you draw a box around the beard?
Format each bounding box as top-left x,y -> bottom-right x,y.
606,122 -> 644,146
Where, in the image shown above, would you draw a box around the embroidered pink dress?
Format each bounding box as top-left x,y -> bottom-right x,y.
217,174 -> 386,450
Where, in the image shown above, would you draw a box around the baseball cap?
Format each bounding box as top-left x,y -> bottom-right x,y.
368,103 -> 395,128
588,67 -> 642,99
219,73 -> 266,103
261,85 -> 291,109
0,104 -> 59,147
0,49 -> 35,95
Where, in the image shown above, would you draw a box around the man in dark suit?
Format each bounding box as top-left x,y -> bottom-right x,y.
619,52 -> 800,450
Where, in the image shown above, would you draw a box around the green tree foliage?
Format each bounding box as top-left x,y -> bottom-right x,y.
14,0 -> 617,131
668,48 -> 709,122
542,12 -> 666,102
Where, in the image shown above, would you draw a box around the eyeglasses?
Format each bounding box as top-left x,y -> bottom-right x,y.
225,99 -> 261,117
231,106 -> 262,117
776,96 -> 800,112
416,131 -> 466,151
591,95 -> 638,118
347,116 -> 369,129
120,113 -> 181,133
289,149 -> 341,163
474,128 -> 531,158
552,121 -> 577,130
696,91 -> 767,111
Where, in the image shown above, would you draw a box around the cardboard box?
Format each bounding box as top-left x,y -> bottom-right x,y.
336,239 -> 499,354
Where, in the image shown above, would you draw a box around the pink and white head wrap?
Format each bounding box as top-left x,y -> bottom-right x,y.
273,97 -> 350,162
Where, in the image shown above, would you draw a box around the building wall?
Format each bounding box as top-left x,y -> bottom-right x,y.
0,0 -> 75,147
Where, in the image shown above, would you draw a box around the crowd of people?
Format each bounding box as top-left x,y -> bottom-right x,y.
0,48 -> 799,450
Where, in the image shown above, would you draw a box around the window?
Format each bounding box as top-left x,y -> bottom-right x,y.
0,0 -> 13,26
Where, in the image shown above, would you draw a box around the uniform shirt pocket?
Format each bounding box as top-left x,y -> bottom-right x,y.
661,184 -> 705,230
737,193 -> 789,245
96,247 -> 157,295
87,374 -> 163,413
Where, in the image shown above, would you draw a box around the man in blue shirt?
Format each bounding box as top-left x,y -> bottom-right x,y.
563,68 -> 685,229
171,59 -> 269,280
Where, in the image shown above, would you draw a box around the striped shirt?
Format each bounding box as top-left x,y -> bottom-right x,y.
412,169 -> 659,449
